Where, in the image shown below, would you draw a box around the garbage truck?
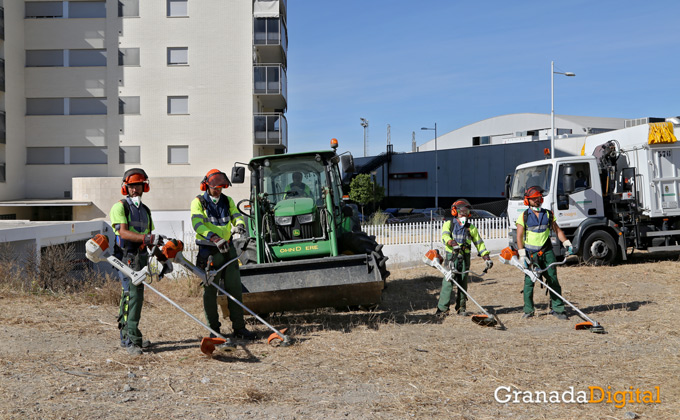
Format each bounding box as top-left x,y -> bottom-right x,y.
228,139 -> 389,313
506,119 -> 680,265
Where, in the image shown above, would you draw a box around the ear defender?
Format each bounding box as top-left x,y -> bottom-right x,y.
200,176 -> 209,191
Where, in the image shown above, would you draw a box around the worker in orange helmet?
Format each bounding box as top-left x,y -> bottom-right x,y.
110,168 -> 163,355
191,169 -> 257,340
436,199 -> 492,317
516,185 -> 572,320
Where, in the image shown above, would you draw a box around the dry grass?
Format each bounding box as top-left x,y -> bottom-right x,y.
0,251 -> 678,419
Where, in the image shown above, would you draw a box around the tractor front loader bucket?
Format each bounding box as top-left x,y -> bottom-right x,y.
239,254 -> 384,314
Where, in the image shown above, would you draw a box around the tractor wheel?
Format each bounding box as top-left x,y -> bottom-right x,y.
582,230 -> 617,266
341,231 -> 390,286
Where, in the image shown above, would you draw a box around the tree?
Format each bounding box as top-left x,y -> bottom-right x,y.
349,174 -> 385,217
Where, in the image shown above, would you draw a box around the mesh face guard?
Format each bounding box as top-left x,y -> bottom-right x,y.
206,171 -> 230,189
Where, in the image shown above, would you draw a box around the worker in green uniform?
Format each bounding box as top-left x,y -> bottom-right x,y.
191,169 -> 256,340
110,168 -> 163,355
516,186 -> 573,320
436,200 -> 493,317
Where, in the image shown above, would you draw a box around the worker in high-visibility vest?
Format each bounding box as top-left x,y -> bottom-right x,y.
516,186 -> 573,320
436,200 -> 492,317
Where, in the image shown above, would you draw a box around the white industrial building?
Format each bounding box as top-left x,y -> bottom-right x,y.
0,0 -> 287,223
417,113 -> 627,152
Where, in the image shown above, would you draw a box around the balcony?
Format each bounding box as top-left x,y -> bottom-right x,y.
254,17 -> 287,65
0,111 -> 4,144
254,113 -> 287,149
254,65 -> 287,110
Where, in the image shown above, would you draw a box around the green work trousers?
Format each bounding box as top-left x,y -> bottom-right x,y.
117,252 -> 148,347
437,251 -> 470,313
523,249 -> 565,314
197,245 -> 245,332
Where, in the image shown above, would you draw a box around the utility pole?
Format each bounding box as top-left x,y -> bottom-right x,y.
386,124 -> 391,146
412,131 -> 416,152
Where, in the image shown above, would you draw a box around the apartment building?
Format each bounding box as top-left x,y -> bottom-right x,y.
0,0 -> 288,221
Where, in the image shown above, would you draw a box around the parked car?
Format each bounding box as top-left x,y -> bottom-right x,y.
469,209 -> 497,219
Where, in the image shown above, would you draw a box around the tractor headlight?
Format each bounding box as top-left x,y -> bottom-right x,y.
297,212 -> 316,224
275,216 -> 293,226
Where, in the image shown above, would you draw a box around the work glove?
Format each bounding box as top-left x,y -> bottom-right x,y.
483,255 -> 493,270
446,239 -> 460,251
159,260 -> 174,279
210,235 -> 230,254
143,234 -> 163,248
233,224 -> 248,238
562,240 -> 574,256
518,248 -> 531,268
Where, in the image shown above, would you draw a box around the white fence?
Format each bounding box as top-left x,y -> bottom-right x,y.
362,217 -> 511,246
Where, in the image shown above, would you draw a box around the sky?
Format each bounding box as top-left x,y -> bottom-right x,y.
284,0 -> 679,157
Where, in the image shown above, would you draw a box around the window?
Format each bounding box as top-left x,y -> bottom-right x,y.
25,2 -> 63,18
167,96 -> 188,114
168,146 -> 188,164
70,98 -> 107,115
27,147 -> 65,164
27,98 -> 64,115
119,146 -> 141,164
118,0 -> 139,17
119,96 -> 140,114
118,48 -> 140,66
69,49 -> 107,67
167,47 -> 188,65
0,163 -> 5,182
68,1 -> 106,18
26,50 -> 64,67
70,147 -> 107,164
167,0 -> 187,17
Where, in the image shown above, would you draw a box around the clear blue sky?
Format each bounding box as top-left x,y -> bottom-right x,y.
285,0 -> 678,157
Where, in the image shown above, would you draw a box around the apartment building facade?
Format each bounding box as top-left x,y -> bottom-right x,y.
0,0 -> 287,221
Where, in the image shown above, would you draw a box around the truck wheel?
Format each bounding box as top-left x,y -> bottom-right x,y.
582,231 -> 617,266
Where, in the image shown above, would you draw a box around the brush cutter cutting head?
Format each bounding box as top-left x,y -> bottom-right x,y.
199,336 -> 237,355
423,249 -> 444,267
575,321 -> 607,334
267,328 -> 292,347
471,314 -> 497,327
499,247 -> 518,265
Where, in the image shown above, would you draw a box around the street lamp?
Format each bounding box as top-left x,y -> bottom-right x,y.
360,118 -> 369,157
421,123 -> 438,209
551,61 -> 575,159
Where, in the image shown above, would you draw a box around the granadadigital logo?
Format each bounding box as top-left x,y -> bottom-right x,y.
494,386 -> 661,409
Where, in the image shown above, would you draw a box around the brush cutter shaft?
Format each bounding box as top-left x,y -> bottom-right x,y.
434,260 -> 493,319
141,281 -> 223,338
511,258 -> 599,326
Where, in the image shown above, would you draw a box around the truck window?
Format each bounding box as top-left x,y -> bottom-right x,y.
558,163 -> 591,193
510,165 -> 552,199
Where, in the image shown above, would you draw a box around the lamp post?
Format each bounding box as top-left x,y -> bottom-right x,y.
421,123 -> 438,209
360,118 -> 369,157
551,61 -> 575,159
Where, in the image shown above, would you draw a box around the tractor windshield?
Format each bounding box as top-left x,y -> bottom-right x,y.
261,156 -> 326,206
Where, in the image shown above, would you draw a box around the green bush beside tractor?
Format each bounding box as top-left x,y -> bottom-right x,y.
229,142 -> 389,314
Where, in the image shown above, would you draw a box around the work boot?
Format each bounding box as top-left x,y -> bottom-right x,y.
126,344 -> 143,356
142,339 -> 151,349
234,328 -> 258,340
550,310 -> 568,320
521,312 -> 534,319
434,308 -> 449,318
457,310 -> 469,316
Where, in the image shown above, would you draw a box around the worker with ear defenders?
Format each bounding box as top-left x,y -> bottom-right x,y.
191,169 -> 256,340
516,186 -> 572,320
110,168 -> 162,355
436,199 -> 492,317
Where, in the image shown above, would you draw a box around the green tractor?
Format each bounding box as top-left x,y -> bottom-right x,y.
230,141 -> 389,314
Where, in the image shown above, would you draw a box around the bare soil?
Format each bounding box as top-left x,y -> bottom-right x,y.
1,253 -> 679,419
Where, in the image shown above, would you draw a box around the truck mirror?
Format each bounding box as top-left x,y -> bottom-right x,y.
562,165 -> 575,195
231,166 -> 245,184
504,173 -> 512,198
557,195 -> 570,210
340,154 -> 355,173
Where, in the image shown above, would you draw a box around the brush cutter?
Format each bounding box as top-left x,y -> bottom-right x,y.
160,239 -> 292,347
423,249 -> 505,330
85,234 -> 236,355
498,247 -> 606,334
